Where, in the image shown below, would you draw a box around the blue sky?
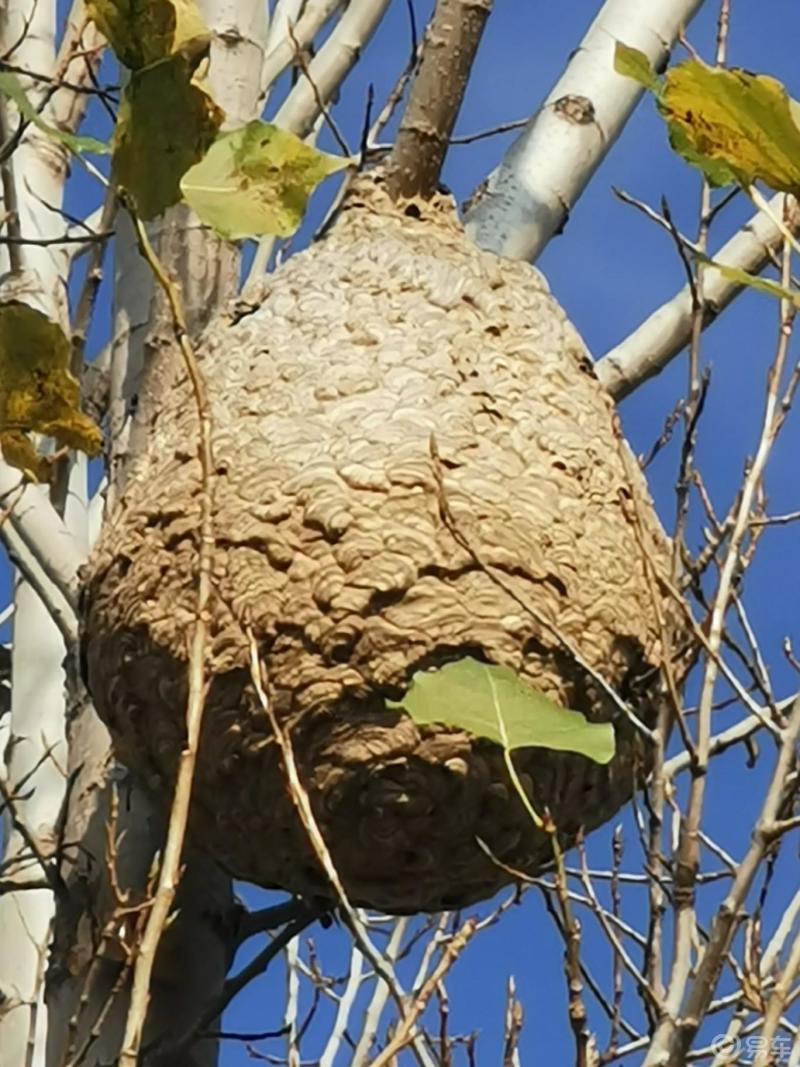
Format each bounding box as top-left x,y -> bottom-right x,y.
4,0 -> 800,1063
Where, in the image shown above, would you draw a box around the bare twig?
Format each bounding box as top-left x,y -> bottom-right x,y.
597,194 -> 800,400
367,919 -> 477,1067
647,697 -> 800,1065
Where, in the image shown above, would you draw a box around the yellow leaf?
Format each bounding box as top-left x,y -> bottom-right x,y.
0,302 -> 103,479
181,121 -> 352,239
112,53 -> 224,219
86,0 -> 209,70
0,432 -> 56,484
615,46 -> 800,194
661,62 -> 800,192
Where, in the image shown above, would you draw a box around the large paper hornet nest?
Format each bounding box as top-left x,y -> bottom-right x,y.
81,174 -> 683,913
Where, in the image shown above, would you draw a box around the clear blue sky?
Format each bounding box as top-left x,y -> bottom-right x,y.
4,1 -> 800,1062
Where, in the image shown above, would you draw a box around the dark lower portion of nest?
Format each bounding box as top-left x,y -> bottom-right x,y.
84,630 -> 652,914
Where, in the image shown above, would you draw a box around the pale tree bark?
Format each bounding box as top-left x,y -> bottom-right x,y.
0,1 -> 88,1062
43,2 -> 271,1064
596,193 -> 800,398
463,0 -> 707,262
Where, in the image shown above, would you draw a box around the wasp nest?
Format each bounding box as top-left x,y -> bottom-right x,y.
82,173 -> 682,913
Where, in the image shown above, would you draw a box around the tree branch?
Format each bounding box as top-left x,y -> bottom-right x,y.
261,0 -> 342,101
597,194 -> 800,400
0,463 -> 85,605
274,0 -> 391,139
463,0 -> 706,262
385,0 -> 492,201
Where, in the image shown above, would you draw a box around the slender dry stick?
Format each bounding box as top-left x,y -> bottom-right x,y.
576,845 -> 661,1015
284,933 -> 301,1067
385,0 -> 492,201
286,21 -> 351,156
0,774 -> 60,890
351,919 -> 410,1067
674,0 -> 730,576
319,940 -> 364,1067
607,827 -> 624,1059
367,7 -> 421,145
555,837 -> 594,1067
117,213 -> 216,1067
367,919 -> 477,1067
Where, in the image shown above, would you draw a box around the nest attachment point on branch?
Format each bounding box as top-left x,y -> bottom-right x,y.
81,173 -> 684,913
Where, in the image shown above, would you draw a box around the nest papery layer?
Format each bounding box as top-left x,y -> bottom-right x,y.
83,174 -> 679,912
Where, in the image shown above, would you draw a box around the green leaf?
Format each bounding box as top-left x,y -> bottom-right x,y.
111,53 -> 223,219
86,0 -> 210,70
699,253 -> 800,308
0,72 -> 109,155
387,658 -> 615,764
180,121 -> 352,239
613,42 -> 660,92
0,301 -> 103,479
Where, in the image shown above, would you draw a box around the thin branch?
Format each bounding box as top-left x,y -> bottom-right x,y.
450,117 -> 528,145
319,941 -> 364,1067
118,214 -> 217,1067
368,919 -> 477,1067
663,695 -> 798,779
0,97 -> 23,272
244,634 -> 422,1034
285,21 -> 351,156
647,697 -> 800,1065
598,194 -> 800,400
260,0 -> 343,100
274,0 -> 392,140
463,0 -> 706,261
0,775 -> 60,892
351,919 -> 410,1067
237,899 -> 315,944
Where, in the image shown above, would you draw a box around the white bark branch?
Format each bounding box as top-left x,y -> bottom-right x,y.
274,0 -> 391,138
0,1 -> 80,1059
463,0 -> 707,262
663,692 -> 799,780
0,463 -> 84,603
596,194 -> 800,399
262,0 -> 341,99
0,521 -> 77,646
